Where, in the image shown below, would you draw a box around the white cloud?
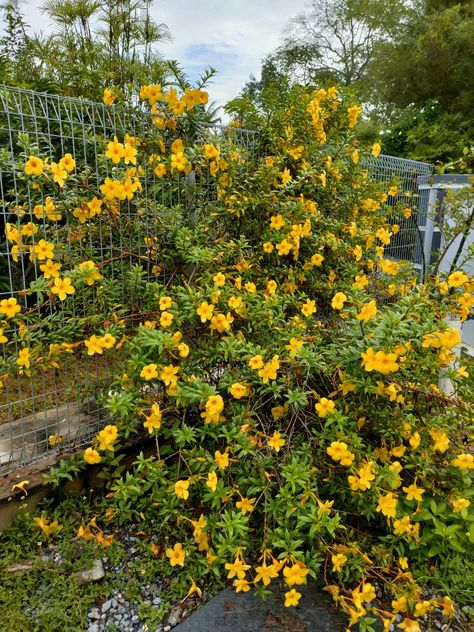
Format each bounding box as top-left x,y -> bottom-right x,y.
155,0 -> 309,110
17,0 -> 310,115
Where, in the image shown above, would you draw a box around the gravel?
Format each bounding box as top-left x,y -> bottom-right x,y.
84,529 -> 172,632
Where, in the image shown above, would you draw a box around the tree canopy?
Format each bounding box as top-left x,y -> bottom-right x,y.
227,0 -> 474,169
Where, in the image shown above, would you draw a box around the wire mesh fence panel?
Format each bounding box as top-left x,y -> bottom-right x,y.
366,154 -> 433,275
0,86 -> 431,475
0,85 -> 259,474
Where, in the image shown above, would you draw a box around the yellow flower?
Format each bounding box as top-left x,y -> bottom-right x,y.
154,163 -> 166,177
398,557 -> 409,569
236,496 -> 255,515
197,301 -> 214,322
177,342 -> 190,358
451,497 -> 470,512
331,292 -> 347,310
233,578 -> 251,592
160,311 -> 174,328
347,104 -> 362,128
210,313 -> 232,333
249,355 -> 264,369
357,300 -> 377,323
78,260 -> 102,285
84,447 -> 101,464
353,274 -> 369,290
17,347 -> 32,369
11,479 -> 29,495
229,382 -> 248,399
143,403 -> 162,433
31,239 -> 55,261
301,299 -> 317,317
362,349 -> 399,375
270,214 -> 285,230
311,253 -> 324,266
175,479 -> 190,500
398,619 -> 420,632
206,470 -> 218,492
284,588 -> 302,607
283,563 -> 309,587
59,153 -> 76,173
285,337 -> 303,356
371,142 -> 381,157
103,88 -> 116,105
0,297 -> 21,318
414,601 -> 432,617
268,431 -> 286,452
85,335 -> 105,356
270,407 -> 287,425
34,516 -> 62,537
170,151 -> 189,172
166,542 -> 186,567
214,450 -> 229,469
160,364 -> 179,386
331,553 -> 347,572
50,161 -> 67,187
447,270 -> 468,288
140,363 -> 159,381
105,136 -> 126,164
24,155 -> 44,176
184,578 -> 202,600
403,483 -> 424,502
225,557 -> 250,579
159,296 -> 172,310
451,453 -> 474,469
376,492 -> 398,518
276,239 -> 292,256
97,424 -> 118,451
263,241 -> 274,253
51,277 -> 75,301
213,272 -> 226,287
100,333 -> 116,349
255,563 -> 279,586
326,441 -> 354,466
315,397 -> 335,418
392,596 -> 408,613
201,394 -> 224,423
258,356 -> 280,383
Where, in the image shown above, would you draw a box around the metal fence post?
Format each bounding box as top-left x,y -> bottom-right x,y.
423,185 -> 438,279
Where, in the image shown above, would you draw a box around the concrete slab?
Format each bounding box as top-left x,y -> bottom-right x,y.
174,580 -> 348,632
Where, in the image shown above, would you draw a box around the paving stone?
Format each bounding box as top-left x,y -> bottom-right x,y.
173,580 -> 348,632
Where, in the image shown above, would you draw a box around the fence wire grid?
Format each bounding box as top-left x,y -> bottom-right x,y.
0,85 -> 431,475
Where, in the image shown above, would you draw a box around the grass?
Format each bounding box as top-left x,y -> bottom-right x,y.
0,493 -> 217,632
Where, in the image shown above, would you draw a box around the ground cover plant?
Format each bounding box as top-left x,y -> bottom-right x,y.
1,81 -> 473,631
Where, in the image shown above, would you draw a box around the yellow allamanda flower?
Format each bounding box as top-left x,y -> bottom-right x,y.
51,277 -> 75,301
268,432 -> 286,452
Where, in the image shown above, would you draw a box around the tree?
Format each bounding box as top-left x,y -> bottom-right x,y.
0,0 -> 36,86
265,0 -> 409,90
0,0 -> 171,100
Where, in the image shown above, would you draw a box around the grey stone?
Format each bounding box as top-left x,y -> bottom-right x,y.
88,624 -> 99,632
172,581 -> 349,632
75,559 -> 105,585
89,608 -> 101,620
102,599 -> 112,613
153,596 -> 161,606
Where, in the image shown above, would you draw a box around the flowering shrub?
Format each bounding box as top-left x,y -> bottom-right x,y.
2,82 -> 473,631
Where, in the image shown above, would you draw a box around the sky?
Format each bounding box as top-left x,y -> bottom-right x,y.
20,0 -> 310,116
